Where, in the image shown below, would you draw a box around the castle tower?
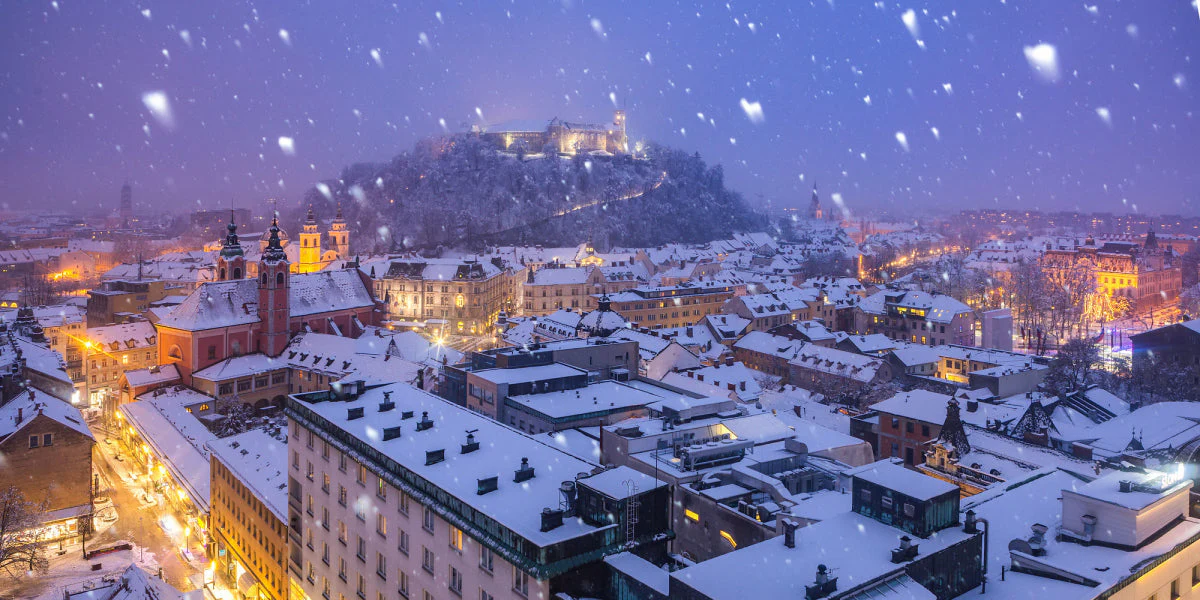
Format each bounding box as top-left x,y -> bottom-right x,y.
299,205 -> 322,273
330,203 -> 349,260
216,211 -> 246,281
612,110 -> 628,154
258,217 -> 291,356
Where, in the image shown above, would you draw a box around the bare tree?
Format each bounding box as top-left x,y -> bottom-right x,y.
1042,338 -> 1101,395
0,486 -> 49,579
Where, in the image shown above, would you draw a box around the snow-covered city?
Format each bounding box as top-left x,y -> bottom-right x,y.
2,2 -> 1200,600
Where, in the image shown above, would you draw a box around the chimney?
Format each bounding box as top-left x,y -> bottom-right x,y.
727,383 -> 736,392
15,407 -> 22,424
687,371 -> 694,378
740,381 -> 747,391
686,326 -> 694,337
514,457 -> 535,482
725,356 -> 734,366
697,374 -> 704,382
782,519 -> 798,548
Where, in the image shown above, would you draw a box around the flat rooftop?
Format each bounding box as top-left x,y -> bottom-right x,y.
506,380 -> 665,420
470,362 -> 587,385
853,461 -> 958,501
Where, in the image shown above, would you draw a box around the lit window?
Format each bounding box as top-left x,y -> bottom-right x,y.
449,526 -> 463,552
719,530 -> 737,549
684,509 -> 700,523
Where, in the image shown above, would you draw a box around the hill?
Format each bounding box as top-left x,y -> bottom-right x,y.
294,135 -> 768,252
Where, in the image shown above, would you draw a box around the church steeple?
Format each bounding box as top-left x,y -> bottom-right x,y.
330,202 -> 349,260
299,204 -> 322,273
808,182 -> 823,220
258,216 -> 291,356
216,211 -> 246,280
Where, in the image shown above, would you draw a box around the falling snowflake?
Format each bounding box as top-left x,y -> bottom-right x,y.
1095,107 -> 1112,127
278,29 -> 291,45
644,51 -> 652,65
739,98 -> 765,124
316,182 -> 333,200
942,83 -> 953,94
1174,73 -> 1187,89
901,9 -> 919,38
278,136 -> 296,155
590,18 -> 606,39
418,32 -> 431,50
370,48 -> 383,67
895,131 -> 910,151
930,126 -> 940,140
141,91 -> 174,129
863,95 -> 872,105
1023,43 -> 1060,83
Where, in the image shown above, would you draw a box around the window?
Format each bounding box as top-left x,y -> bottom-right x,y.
422,547 -> 435,573
377,513 -> 387,536
905,421 -> 914,433
903,503 -> 916,517
322,507 -> 330,529
1193,563 -> 1200,585
322,473 -> 330,493
479,591 -> 493,600
890,417 -> 900,429
339,485 -> 347,506
449,526 -> 463,552
322,542 -> 330,565
293,450 -> 300,469
377,477 -> 387,499
357,536 -> 366,561
719,530 -> 738,549
338,521 -> 347,544
512,567 -> 529,597
306,462 -> 314,480
338,558 -> 347,580
458,536 -> 484,573
42,433 -> 53,447
339,452 -> 347,472
357,573 -> 365,599
450,566 -> 463,596
1171,579 -> 1180,599
356,500 -> 366,522
684,509 -> 700,523
423,507 -> 435,533
357,463 -> 367,485
399,529 -> 410,555
398,570 -> 409,598
377,552 -> 387,579
921,425 -> 930,437
28,435 -> 39,448
399,492 -> 410,515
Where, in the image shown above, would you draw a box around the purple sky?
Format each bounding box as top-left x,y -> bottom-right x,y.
2,1 -> 1197,217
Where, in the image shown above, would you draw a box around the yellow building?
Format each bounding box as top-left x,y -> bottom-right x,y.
210,430 -> 291,600
600,283 -> 735,330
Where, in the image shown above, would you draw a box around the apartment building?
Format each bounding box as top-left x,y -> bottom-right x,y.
209,429 -> 292,600
366,256 -> 517,336
600,283 -> 735,330
285,382 -> 672,600
853,289 -> 976,346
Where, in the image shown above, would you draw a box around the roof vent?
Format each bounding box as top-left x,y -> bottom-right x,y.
540,507 -> 564,532
383,426 -> 402,441
805,565 -> 837,600
416,411 -> 434,431
477,476 -> 498,495
514,457 -> 535,483
401,410 -> 414,420
425,449 -> 445,466
783,519 -> 798,548
379,391 -> 395,412
347,407 -> 364,420
890,535 -> 920,563
461,430 -> 480,454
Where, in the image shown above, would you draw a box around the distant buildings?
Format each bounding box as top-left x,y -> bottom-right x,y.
600,282 -> 736,330
1041,232 -> 1182,315
362,254 -> 517,337
854,289 -> 976,346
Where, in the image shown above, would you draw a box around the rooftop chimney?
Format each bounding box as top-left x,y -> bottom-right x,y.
783,519 -> 798,548
416,411 -> 434,432
514,457 -> 535,482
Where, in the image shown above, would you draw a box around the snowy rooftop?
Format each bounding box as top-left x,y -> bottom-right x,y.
0,389 -> 92,440
292,382 -> 611,546
506,380 -> 663,420
1073,402 -> 1200,458
853,460 -> 958,500
207,429 -> 289,522
120,386 -> 218,511
122,363 -> 181,388
86,321 -> 157,350
157,268 -> 374,331
471,362 -> 587,386
964,469 -> 1200,600
670,510 -> 967,600
193,352 -> 286,382
789,344 -> 883,383
578,465 -> 667,500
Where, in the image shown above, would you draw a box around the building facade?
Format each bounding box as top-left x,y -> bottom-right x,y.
601,283 -> 736,330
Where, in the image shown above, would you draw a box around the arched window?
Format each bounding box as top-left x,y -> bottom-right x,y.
276,272 -> 285,285
260,273 -> 267,285
232,267 -> 242,279
219,268 -> 226,280
167,345 -> 183,360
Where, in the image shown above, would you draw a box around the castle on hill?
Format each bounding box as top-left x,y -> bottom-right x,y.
478,110 -> 629,156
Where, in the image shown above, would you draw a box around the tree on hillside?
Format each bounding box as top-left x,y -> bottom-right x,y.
0,486 -> 49,579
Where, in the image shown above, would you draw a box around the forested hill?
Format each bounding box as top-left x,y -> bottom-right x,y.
296,135 -> 768,252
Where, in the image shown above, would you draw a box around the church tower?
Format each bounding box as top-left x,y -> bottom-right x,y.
258,217 -> 291,356
216,211 -> 246,281
808,183 -> 824,220
329,203 -> 349,260
299,205 -> 322,273
119,181 -> 134,222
